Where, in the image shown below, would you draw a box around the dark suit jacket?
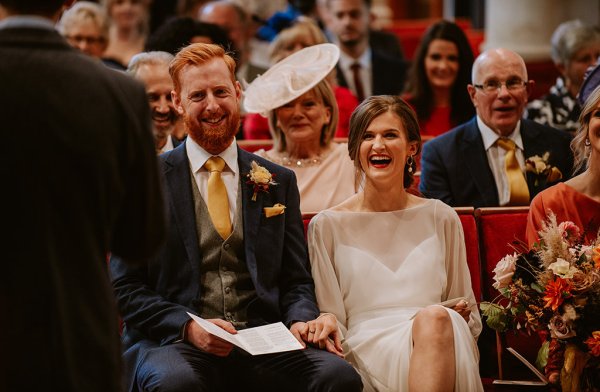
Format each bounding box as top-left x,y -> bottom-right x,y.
1,27 -> 165,392
419,117 -> 574,208
369,30 -> 404,61
336,49 -> 407,98
110,143 -> 319,390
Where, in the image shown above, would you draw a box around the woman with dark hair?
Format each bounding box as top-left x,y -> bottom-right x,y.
307,95 -> 483,391
403,20 -> 475,137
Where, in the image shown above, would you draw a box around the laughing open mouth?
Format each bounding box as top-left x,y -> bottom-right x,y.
369,155 -> 392,167
203,115 -> 225,124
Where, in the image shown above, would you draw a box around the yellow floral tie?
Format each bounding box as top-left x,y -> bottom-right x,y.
496,138 -> 530,206
204,156 -> 231,239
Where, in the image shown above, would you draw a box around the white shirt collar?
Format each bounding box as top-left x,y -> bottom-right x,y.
338,46 -> 371,71
159,135 -> 175,154
186,137 -> 239,175
477,116 -> 524,151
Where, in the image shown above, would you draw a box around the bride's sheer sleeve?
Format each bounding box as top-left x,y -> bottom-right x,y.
307,213 -> 348,340
439,203 -> 483,339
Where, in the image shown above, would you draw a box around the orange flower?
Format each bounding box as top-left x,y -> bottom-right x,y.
543,277 -> 572,311
593,245 -> 600,269
585,331 -> 600,357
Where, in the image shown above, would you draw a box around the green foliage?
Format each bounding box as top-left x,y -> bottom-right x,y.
480,302 -> 508,332
535,340 -> 549,370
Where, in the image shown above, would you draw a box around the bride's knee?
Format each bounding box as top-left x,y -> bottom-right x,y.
412,306 -> 453,341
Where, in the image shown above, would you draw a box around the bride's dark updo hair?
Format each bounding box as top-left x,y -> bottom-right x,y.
348,95 -> 422,189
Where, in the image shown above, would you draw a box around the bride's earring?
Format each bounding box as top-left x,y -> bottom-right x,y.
406,155 -> 414,173
585,138 -> 591,146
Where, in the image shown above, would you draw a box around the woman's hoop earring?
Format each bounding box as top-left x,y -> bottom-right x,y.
585,138 -> 591,146
407,155 -> 414,173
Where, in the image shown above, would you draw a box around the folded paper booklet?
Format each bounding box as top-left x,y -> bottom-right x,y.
187,313 -> 304,355
493,347 -> 548,386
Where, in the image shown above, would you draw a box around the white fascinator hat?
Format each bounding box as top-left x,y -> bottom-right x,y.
242,43 -> 340,117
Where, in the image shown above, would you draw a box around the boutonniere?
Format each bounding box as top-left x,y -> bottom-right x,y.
246,161 -> 277,201
525,152 -> 563,187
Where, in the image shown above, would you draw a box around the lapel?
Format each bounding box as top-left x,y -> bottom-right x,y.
460,119 -> 499,206
520,120 -> 544,194
162,143 -> 201,276
336,64 -> 349,89
371,52 -> 385,96
238,148 -> 264,283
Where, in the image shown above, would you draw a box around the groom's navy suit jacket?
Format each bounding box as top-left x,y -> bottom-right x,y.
110,143 -> 319,389
419,117 -> 574,208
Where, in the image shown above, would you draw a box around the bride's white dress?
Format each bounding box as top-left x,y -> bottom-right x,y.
308,199 -> 483,392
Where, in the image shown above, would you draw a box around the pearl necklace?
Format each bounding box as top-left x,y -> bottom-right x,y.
278,155 -> 322,167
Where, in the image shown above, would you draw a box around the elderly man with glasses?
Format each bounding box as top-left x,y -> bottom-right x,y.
419,47 -> 574,208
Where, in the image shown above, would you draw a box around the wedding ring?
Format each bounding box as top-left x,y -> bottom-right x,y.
309,329 -> 315,333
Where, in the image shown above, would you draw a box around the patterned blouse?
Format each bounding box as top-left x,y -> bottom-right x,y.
526,77 -> 580,133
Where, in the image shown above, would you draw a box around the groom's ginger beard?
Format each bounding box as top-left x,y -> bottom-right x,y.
185,109 -> 240,154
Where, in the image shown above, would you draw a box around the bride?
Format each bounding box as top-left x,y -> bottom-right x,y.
306,95 -> 483,391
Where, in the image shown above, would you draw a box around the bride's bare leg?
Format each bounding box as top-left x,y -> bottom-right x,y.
409,306 -> 455,392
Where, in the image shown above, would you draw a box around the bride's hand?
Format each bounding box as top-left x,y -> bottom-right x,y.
305,313 -> 344,358
451,299 -> 471,323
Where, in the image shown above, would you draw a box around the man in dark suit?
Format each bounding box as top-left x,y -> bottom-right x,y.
324,0 -> 406,101
420,48 -> 574,208
110,43 -> 362,392
0,1 -> 166,391
127,51 -> 182,154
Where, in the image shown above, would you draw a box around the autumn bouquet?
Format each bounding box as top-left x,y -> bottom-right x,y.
481,213 -> 600,390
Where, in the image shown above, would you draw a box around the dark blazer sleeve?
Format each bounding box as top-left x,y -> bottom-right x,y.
110,74 -> 166,261
276,169 -> 320,325
110,148 -> 196,345
419,136 -> 456,205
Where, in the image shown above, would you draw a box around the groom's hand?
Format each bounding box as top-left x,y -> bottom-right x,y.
185,318 -> 237,357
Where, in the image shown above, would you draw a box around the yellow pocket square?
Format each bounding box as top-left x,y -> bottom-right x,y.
264,203 -> 286,218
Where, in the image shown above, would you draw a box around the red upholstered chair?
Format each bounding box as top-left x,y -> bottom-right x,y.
475,207 -> 543,381
237,139 -> 274,153
302,213 -> 317,239
454,207 -> 482,302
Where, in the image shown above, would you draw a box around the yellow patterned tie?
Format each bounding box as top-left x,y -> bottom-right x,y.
204,156 -> 231,239
496,138 -> 530,206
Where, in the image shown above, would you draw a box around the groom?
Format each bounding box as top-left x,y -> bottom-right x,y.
110,43 -> 362,392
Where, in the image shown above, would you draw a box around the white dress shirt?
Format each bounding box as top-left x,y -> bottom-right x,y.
159,134 -> 175,154
186,137 -> 239,223
477,117 -> 526,206
338,47 -> 372,99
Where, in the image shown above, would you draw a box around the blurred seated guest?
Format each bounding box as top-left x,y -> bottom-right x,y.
197,0 -> 267,83
420,48 -> 574,208
255,0 -> 325,43
308,95 -> 483,392
144,16 -> 230,55
243,44 -> 356,212
527,82 -> 600,247
324,0 -> 407,102
244,19 -> 358,140
102,0 -> 150,70
127,51 -> 181,153
176,0 -> 206,18
527,20 -> 600,134
58,1 -> 109,59
403,20 -> 475,137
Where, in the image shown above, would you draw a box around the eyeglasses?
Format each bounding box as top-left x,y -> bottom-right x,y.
65,35 -> 106,46
473,78 -> 527,93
